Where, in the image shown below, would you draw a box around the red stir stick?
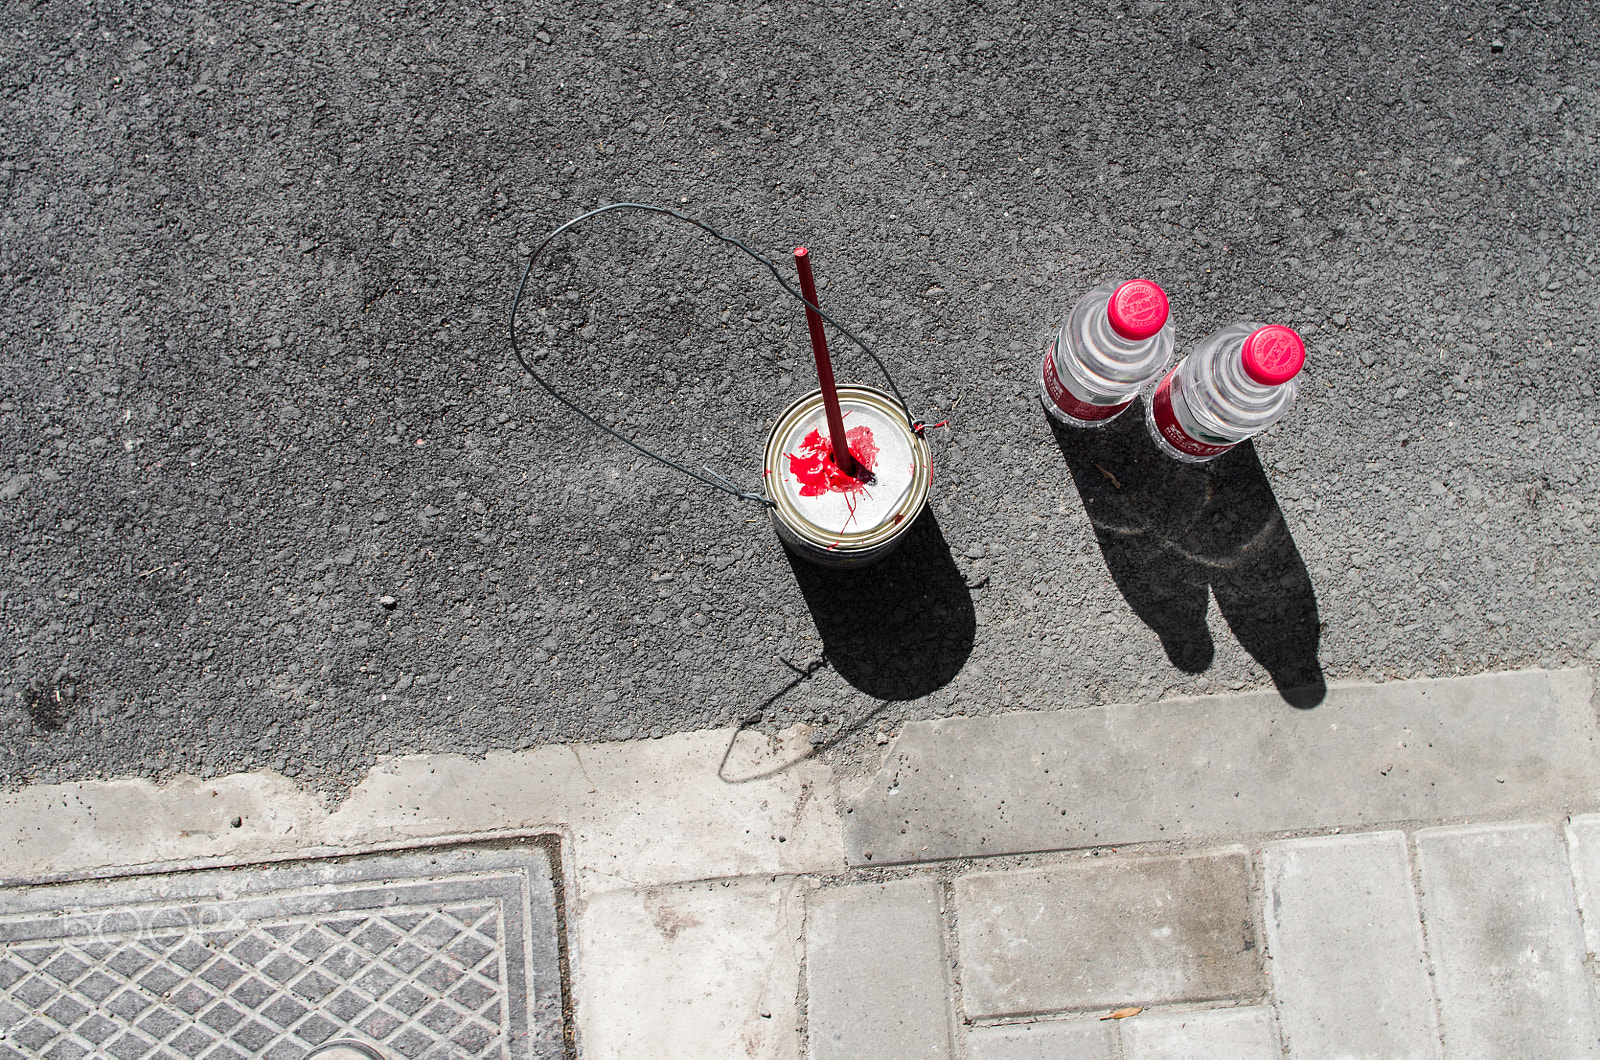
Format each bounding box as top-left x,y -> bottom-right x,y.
792,246 -> 856,478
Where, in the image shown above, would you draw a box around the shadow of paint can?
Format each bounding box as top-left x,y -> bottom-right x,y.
763,385 -> 931,569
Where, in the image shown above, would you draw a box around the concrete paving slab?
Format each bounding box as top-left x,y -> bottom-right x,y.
964,1019 -> 1119,1060
955,848 -> 1260,1019
0,841 -> 566,1059
849,670 -> 1598,865
1261,832 -> 1437,1059
575,876 -> 804,1060
1120,1006 -> 1282,1060
1562,814 -> 1600,969
1416,823 -> 1600,1058
805,879 -> 951,1060
0,725 -> 842,895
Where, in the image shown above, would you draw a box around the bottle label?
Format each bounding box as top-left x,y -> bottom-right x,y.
1150,372 -> 1235,458
1041,344 -> 1130,422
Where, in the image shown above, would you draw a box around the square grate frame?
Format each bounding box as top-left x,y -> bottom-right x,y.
0,835 -> 573,1060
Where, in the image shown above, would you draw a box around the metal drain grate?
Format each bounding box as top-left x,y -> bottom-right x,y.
0,841 -> 568,1060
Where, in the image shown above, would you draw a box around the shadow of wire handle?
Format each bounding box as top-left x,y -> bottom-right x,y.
305,1044 -> 386,1060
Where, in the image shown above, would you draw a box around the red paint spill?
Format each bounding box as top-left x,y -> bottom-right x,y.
788,426 -> 878,524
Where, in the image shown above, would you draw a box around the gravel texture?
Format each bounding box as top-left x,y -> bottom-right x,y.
2,0 -> 1596,790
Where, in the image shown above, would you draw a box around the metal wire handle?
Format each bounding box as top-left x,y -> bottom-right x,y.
507,202 -> 922,508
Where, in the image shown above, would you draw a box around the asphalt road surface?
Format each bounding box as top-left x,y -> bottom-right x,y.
3,0 -> 1596,789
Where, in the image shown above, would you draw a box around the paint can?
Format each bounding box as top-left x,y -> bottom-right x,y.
763,384 -> 931,569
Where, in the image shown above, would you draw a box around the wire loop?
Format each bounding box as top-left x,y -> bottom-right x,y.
508,202 -> 922,508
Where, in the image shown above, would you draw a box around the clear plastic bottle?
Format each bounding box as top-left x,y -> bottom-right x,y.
1145,322 -> 1306,463
1039,278 -> 1174,427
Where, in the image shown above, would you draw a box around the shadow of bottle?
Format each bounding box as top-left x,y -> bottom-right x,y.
784,510 -> 976,701
1051,406 -> 1326,708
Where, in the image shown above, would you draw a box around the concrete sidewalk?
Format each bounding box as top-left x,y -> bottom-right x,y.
1,668 -> 1597,1057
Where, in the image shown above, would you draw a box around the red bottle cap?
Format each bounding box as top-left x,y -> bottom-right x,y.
1106,279 -> 1169,341
1240,325 -> 1306,386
